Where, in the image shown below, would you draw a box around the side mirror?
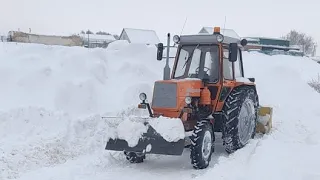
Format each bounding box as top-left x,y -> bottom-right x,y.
157,43 -> 164,61
228,43 -> 238,62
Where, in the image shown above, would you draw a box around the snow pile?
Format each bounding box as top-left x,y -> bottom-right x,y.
1,42 -> 320,180
106,115 -> 185,147
148,117 -> 185,142
257,114 -> 271,126
199,51 -> 320,180
0,42 -> 166,179
0,42 -> 164,117
0,107 -> 111,179
114,116 -> 148,147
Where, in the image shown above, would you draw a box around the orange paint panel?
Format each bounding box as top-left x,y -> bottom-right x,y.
176,80 -> 203,97
200,86 -> 211,105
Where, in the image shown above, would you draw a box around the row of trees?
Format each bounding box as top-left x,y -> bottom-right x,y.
282,30 -> 317,56
80,30 -> 119,39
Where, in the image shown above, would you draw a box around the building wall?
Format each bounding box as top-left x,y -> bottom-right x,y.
8,31 -> 83,46
259,38 -> 290,47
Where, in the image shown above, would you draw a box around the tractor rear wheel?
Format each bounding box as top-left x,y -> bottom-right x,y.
222,87 -> 258,154
190,120 -> 214,169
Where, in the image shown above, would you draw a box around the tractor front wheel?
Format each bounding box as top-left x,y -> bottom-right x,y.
190,120 -> 215,169
124,151 -> 145,163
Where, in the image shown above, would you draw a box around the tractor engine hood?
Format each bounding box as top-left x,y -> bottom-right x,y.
151,78 -> 203,115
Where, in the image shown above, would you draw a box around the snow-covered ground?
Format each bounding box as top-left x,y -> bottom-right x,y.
0,41 -> 320,180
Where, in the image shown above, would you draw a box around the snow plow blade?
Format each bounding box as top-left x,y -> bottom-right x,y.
106,125 -> 185,155
104,117 -> 186,156
256,106 -> 273,134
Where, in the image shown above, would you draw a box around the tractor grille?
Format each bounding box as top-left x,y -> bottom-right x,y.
152,82 -> 177,108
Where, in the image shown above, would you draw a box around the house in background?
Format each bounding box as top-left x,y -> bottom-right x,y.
80,34 -> 116,48
244,37 -> 304,56
119,28 -> 160,45
198,27 -> 241,40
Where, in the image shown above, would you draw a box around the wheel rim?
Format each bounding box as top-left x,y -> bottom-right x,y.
238,98 -> 256,145
201,130 -> 212,160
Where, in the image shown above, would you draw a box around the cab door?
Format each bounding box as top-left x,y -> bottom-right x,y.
215,45 -> 243,112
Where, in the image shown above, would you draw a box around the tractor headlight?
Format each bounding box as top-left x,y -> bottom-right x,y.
185,97 -> 192,105
173,35 -> 180,43
217,34 -> 224,43
139,93 -> 147,101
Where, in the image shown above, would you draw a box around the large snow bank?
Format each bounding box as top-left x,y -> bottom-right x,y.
1,42 -> 320,180
199,51 -> 320,180
0,42 -> 164,117
0,42 -> 167,179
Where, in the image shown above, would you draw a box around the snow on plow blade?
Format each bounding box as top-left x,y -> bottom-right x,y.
256,106 -> 273,134
105,116 -> 186,156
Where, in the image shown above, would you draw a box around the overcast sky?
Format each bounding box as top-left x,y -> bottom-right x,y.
1,0 -> 319,54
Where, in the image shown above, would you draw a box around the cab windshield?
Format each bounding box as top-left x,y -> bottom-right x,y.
173,44 -> 219,82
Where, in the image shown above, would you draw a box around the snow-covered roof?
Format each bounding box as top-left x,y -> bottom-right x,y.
80,34 -> 116,42
244,37 -> 260,42
244,36 -> 287,41
199,27 -> 241,40
120,28 -> 160,44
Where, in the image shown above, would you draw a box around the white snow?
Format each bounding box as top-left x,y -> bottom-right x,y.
0,41 -> 320,180
114,116 -> 148,147
236,77 -> 252,83
107,115 -> 185,146
80,34 -> 116,42
148,116 -> 185,142
257,114 -> 271,126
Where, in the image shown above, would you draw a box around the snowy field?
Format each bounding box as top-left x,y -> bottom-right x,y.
0,41 -> 320,180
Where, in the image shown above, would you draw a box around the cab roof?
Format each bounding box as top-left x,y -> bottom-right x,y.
178,34 -> 241,46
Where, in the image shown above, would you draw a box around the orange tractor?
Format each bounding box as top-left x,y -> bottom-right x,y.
105,27 -> 273,169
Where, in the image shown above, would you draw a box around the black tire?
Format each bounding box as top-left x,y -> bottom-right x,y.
190,120 -> 215,169
124,151 -> 145,163
222,87 -> 258,154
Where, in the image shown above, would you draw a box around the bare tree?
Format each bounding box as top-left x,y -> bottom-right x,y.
282,30 -> 317,55
86,30 -> 94,34
96,31 -> 111,35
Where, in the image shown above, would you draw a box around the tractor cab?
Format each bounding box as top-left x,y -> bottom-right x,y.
150,27 -> 250,122
156,27 -> 248,84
